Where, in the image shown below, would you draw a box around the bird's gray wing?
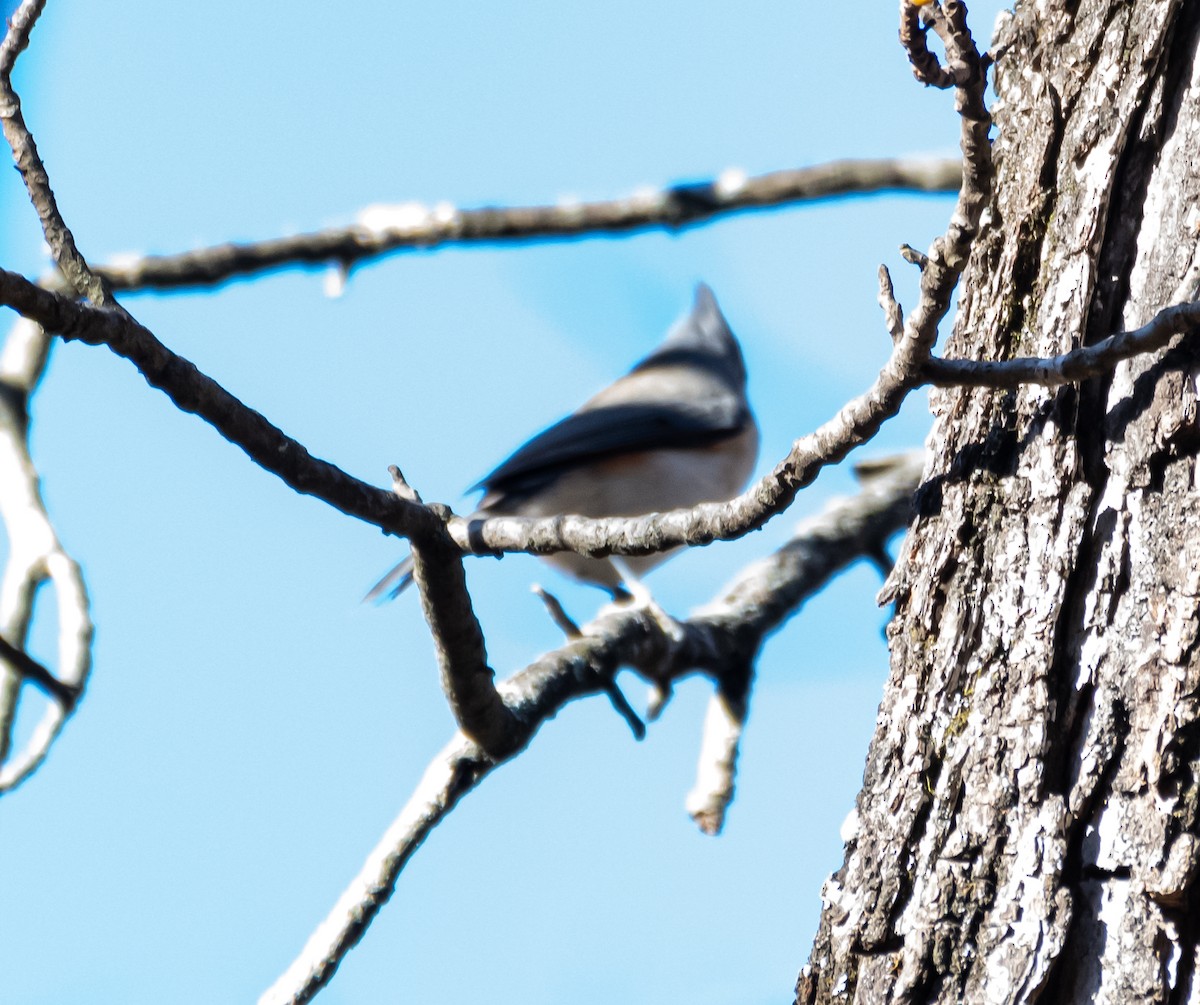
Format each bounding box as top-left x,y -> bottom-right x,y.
472,398 -> 748,496
365,400 -> 742,602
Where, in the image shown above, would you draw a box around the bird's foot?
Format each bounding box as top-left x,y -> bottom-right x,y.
610,561 -> 684,719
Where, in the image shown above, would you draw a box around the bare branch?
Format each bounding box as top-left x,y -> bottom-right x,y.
259,451 -> 925,1005
0,315 -> 93,792
686,684 -> 748,836
382,466 -> 524,756
0,268 -> 439,536
29,184 -> 1191,595
0,0 -> 44,76
688,451 -> 925,835
259,733 -> 493,1005
899,243 -> 929,270
0,0 -> 114,306
924,300 -> 1200,388
87,158 -> 962,294
408,514 -> 522,758
13,163 -> 1190,597
900,0 -> 954,88
900,0 -> 975,90
877,265 -> 905,343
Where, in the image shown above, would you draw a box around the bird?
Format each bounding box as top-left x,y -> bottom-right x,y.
366,283 -> 758,601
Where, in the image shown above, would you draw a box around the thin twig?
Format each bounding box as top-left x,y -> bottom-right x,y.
0,268 -> 438,540
686,683 -> 748,836
0,0 -> 113,306
900,0 -> 970,89
0,0 -> 45,76
924,300 -> 1200,387
878,265 -> 905,343
83,158 -> 962,294
387,464 -> 422,504
900,243 -> 929,269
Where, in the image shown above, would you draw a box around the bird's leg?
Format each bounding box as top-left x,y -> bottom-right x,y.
599,674 -> 647,740
611,560 -> 685,719
611,560 -> 685,643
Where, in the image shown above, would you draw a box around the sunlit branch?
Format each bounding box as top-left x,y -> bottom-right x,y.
86,158 -> 961,294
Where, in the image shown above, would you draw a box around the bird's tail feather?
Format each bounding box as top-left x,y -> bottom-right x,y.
363,555 -> 415,603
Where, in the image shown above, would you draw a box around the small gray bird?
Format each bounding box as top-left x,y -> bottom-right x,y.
367,283 -> 758,601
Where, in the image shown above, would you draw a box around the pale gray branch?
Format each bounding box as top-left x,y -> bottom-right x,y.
686,451 -> 925,835
86,158 -> 961,294
925,299 -> 1200,388
0,0 -> 43,77
877,264 -> 905,343
0,315 -> 92,792
687,688 -> 747,835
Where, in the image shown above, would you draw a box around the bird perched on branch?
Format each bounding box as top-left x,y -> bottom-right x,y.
367,283 -> 759,601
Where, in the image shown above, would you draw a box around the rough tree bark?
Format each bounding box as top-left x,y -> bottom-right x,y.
798,3 -> 1200,1003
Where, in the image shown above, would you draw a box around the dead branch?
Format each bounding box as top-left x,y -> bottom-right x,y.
84,158 -> 961,294
924,300 -> 1200,387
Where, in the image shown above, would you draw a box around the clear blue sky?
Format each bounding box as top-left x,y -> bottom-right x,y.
0,2 -> 1009,1002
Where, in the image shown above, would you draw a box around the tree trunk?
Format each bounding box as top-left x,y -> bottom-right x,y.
798,3 -> 1200,1002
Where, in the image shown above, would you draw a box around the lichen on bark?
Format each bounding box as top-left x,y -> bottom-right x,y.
798,3 -> 1200,1002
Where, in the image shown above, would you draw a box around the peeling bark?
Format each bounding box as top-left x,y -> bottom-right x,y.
799,2 -> 1200,1002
